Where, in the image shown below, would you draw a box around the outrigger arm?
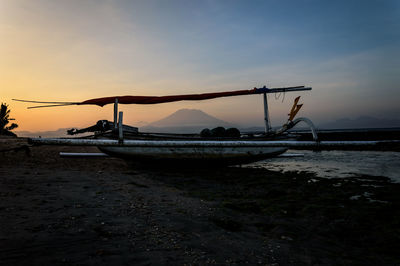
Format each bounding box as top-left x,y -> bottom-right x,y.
260,86 -> 311,134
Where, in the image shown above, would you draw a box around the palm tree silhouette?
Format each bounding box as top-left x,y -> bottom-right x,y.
0,103 -> 18,136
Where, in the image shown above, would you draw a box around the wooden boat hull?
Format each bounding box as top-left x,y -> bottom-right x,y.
28,137 -> 297,166
98,144 -> 288,165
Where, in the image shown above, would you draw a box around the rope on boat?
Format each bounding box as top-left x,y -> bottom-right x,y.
274,91 -> 286,102
12,99 -> 79,109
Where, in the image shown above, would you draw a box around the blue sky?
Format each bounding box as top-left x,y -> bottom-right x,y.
1,0 -> 399,130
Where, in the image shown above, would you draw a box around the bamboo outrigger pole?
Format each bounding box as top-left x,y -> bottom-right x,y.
29,138 -> 400,149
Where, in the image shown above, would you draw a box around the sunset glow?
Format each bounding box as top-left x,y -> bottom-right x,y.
1,0 -> 399,132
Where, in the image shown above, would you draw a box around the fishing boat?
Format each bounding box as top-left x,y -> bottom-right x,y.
14,86 -> 320,165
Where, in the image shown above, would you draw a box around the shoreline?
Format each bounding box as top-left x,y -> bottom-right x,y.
1,138 -> 399,265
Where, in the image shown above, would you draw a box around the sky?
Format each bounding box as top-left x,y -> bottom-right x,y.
1,0 -> 399,131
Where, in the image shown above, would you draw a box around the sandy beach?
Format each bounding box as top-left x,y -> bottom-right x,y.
1,137 -> 399,265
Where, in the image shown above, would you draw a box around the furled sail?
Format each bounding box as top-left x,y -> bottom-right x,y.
80,87 -> 260,106
13,86 -> 310,108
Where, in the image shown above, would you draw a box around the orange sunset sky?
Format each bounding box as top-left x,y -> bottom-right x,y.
1,1 -> 399,132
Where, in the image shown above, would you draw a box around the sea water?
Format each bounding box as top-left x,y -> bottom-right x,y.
248,150 -> 400,182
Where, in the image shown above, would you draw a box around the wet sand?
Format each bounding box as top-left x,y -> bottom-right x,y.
1,137 -> 399,265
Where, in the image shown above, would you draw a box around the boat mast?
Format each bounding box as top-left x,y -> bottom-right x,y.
114,98 -> 118,130
263,92 -> 271,133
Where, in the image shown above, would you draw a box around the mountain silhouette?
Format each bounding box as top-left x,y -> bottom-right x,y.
141,109 -> 236,133
148,109 -> 233,127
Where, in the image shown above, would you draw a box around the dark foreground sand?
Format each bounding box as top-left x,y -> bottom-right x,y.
0,137 -> 399,265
